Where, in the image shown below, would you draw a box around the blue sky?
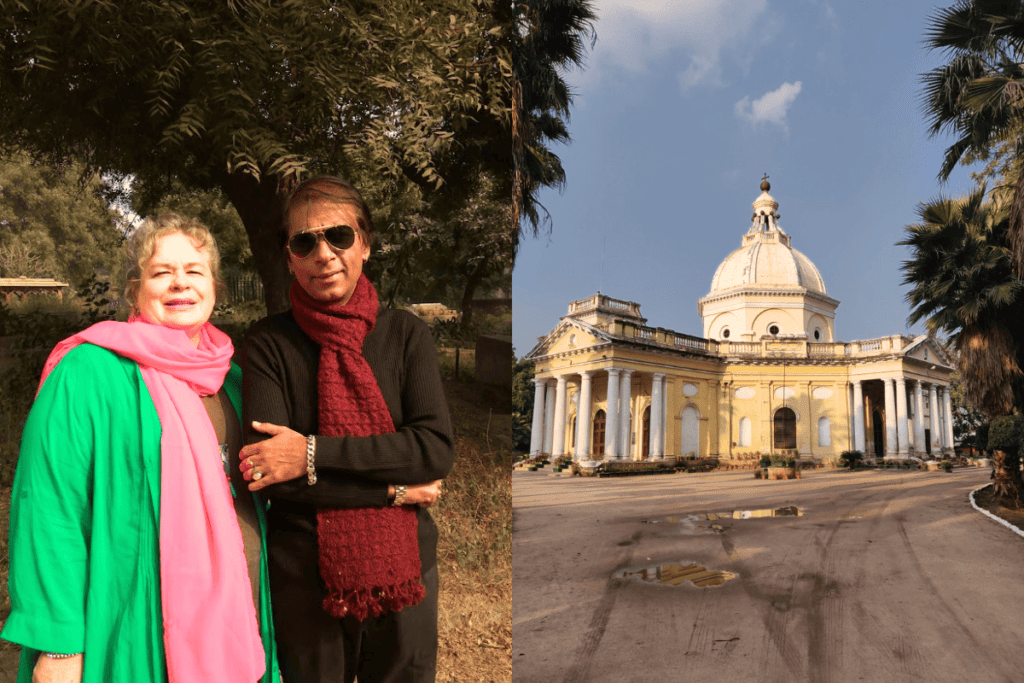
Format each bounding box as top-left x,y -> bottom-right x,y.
512,0 -> 981,358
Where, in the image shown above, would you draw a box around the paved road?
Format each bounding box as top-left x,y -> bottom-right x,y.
513,467 -> 1024,683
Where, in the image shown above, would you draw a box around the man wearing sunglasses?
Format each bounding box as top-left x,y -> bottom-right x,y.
238,176 -> 453,683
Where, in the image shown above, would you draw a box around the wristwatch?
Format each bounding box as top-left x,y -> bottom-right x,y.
392,484 -> 408,506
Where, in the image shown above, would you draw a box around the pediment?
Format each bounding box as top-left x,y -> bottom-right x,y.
525,318 -> 611,360
901,336 -> 954,368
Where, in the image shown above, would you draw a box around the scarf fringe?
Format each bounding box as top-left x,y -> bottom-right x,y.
322,577 -> 426,620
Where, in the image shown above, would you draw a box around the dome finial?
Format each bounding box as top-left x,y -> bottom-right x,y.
760,173 -> 770,192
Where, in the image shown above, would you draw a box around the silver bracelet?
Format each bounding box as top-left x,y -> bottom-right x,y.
306,435 -> 317,485
44,652 -> 81,659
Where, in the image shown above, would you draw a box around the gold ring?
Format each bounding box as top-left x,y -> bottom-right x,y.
253,471 -> 263,481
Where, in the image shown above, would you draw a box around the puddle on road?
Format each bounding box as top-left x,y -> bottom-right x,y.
615,562 -> 737,588
641,506 -> 803,527
732,505 -> 802,519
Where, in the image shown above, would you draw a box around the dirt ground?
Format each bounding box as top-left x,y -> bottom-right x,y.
514,467 -> 1024,683
973,480 -> 1024,530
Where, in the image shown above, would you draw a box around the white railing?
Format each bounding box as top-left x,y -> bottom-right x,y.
672,334 -> 710,352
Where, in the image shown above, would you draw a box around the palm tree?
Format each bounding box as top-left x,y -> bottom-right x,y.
513,0 -> 598,234
900,184 -> 1024,504
921,0 -> 1024,272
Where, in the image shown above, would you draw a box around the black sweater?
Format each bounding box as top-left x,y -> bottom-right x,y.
241,307 -> 454,573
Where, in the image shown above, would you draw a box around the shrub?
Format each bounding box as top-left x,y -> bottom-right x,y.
839,450 -> 863,468
988,416 -> 1024,454
759,454 -> 771,469
784,456 -> 796,468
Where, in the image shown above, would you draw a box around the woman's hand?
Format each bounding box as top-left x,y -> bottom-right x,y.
32,653 -> 82,683
396,480 -> 443,507
239,421 -> 307,491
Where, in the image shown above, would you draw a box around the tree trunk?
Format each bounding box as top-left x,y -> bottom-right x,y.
992,449 -> 1023,508
220,171 -> 294,315
459,262 -> 488,332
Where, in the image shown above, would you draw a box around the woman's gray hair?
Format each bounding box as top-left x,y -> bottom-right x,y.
122,213 -> 222,313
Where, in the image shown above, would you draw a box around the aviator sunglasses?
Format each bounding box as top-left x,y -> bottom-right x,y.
287,224 -> 358,258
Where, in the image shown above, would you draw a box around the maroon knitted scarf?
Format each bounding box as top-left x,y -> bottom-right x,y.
290,274 -> 424,620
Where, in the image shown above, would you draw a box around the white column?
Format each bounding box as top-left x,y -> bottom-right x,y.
530,378 -> 546,456
661,375 -> 670,457
650,373 -> 665,459
552,375 -> 568,457
575,371 -> 594,460
895,377 -> 910,457
605,368 -> 621,460
913,380 -> 926,456
853,380 -> 866,452
542,381 -> 556,455
619,370 -> 633,459
943,386 -> 955,454
883,378 -> 897,459
929,383 -> 940,455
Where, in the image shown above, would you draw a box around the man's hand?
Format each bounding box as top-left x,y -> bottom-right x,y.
239,421 -> 307,491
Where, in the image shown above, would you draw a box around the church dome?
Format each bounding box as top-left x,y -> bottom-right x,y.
708,179 -> 826,295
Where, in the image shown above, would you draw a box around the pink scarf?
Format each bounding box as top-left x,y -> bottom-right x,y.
39,318 -> 265,683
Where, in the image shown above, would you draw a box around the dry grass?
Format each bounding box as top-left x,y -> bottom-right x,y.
435,366 -> 512,683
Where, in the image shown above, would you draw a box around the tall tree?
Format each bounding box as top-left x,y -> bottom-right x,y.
900,184 -> 1024,503
921,0 -> 1024,273
901,185 -> 1024,416
513,0 -> 598,233
0,151 -> 124,287
0,0 -> 511,313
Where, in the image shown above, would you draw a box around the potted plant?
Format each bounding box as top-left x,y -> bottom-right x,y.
768,454 -> 797,480
940,459 -> 953,472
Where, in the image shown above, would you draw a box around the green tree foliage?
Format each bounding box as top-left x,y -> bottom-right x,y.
900,184 -> 1024,417
0,151 -> 124,287
374,170 -> 513,327
0,0 -> 512,313
949,367 -> 987,446
146,184 -> 253,273
513,0 -> 598,233
512,357 -> 535,452
921,0 -> 1024,273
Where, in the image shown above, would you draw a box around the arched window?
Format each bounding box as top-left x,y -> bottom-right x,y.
642,406 -> 651,458
773,407 -> 796,450
739,417 -> 752,447
592,409 -> 606,456
817,417 -> 831,447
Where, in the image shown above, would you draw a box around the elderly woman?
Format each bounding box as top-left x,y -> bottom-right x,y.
1,214 -> 278,683
238,176 -> 454,683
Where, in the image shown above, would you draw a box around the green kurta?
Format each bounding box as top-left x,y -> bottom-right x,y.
1,343 -> 279,683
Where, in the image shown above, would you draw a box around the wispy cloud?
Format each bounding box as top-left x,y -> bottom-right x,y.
734,81 -> 803,128
571,0 -> 770,92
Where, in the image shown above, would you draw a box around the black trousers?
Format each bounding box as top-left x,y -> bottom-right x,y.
272,558 -> 438,683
